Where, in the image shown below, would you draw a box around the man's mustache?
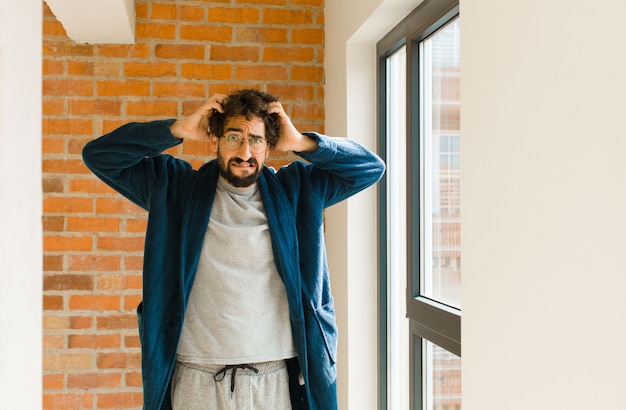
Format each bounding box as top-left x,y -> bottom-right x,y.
229,157 -> 258,166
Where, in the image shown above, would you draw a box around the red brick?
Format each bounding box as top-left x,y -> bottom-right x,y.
42,137 -> 66,155
43,118 -> 93,136
96,315 -> 138,330
96,80 -> 151,97
292,102 -> 324,120
44,353 -> 92,371
44,255 -> 65,271
236,27 -> 288,43
210,45 -> 259,61
43,59 -> 65,75
236,65 -> 288,81
208,7 -> 260,23
263,46 -> 314,63
136,22 -> 176,40
43,159 -> 91,175
179,5 -> 207,22
70,178 -> 117,194
44,295 -> 64,310
123,256 -> 144,271
72,316 -> 93,329
124,294 -> 143,311
291,0 -> 324,6
67,138 -> 90,155
43,215 -> 65,232
43,196 -> 93,213
44,335 -> 66,350
68,60 -> 121,77
67,216 -> 120,233
97,275 -> 141,291
69,255 -> 121,272
292,28 -> 325,45
181,63 -> 232,80
44,235 -> 93,252
96,197 -> 145,214
155,43 -> 205,59
151,3 -> 177,20
43,373 -> 65,390
292,65 -> 324,82
97,236 -> 145,252
126,100 -> 178,117
43,177 -> 66,194
124,62 -> 177,78
263,9 -> 313,25
43,40 -> 94,58
97,44 -> 148,58
236,0 -> 286,5
97,352 -> 142,369
125,372 -> 143,387
43,78 -> 93,96
69,334 -> 121,349
44,274 -> 94,291
125,335 -> 142,350
43,393 -> 94,410
180,24 -> 233,42
69,295 -> 121,311
68,99 -> 122,116
96,392 -> 144,409
126,218 -> 148,233
135,2 -> 148,19
153,81 -> 206,98
67,372 -> 122,389
43,19 -> 68,37
43,97 -> 66,115
266,84 -> 315,100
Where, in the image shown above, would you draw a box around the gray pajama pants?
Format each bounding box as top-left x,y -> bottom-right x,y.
171,359 -> 293,410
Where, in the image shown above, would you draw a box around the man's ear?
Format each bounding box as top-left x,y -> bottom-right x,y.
209,133 -> 219,152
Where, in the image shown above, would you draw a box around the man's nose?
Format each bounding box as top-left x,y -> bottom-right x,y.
236,138 -> 252,157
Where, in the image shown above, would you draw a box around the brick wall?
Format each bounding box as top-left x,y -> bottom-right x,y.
42,0 -> 324,408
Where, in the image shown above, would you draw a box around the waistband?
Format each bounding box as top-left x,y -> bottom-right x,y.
176,358 -> 290,375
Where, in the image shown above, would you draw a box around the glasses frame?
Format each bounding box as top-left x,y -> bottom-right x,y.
221,134 -> 268,154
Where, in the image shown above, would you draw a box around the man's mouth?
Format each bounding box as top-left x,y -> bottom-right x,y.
229,158 -> 257,170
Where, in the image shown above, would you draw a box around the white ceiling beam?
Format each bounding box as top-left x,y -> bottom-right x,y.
44,0 -> 135,44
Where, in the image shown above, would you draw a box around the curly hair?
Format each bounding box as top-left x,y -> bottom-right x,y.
208,89 -> 281,148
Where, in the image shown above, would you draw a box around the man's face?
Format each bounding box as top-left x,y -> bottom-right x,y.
210,116 -> 270,188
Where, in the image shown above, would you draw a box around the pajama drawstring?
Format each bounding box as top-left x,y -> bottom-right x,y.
214,364 -> 259,397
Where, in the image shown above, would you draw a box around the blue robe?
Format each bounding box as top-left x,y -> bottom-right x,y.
82,120 -> 385,409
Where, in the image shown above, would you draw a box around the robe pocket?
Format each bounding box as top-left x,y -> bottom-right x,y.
313,298 -> 338,364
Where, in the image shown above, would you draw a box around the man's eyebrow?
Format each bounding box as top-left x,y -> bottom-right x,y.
225,127 -> 244,134
224,127 -> 265,140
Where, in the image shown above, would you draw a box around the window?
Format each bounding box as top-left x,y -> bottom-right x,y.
378,0 -> 460,408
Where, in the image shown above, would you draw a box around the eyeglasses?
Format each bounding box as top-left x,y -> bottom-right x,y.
222,134 -> 268,154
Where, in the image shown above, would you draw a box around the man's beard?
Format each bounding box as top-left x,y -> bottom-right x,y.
217,153 -> 261,188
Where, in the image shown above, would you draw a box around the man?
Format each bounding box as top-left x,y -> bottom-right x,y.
82,89 -> 385,410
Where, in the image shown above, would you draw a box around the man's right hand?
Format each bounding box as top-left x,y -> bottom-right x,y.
168,93 -> 227,141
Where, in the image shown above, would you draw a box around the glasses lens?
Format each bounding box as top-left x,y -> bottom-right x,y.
250,138 -> 267,153
223,135 -> 267,153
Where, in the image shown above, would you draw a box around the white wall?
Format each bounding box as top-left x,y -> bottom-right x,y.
461,0 -> 626,409
327,0 -> 626,409
0,1 -> 43,409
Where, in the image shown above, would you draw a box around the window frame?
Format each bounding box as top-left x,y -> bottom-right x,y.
377,0 -> 461,408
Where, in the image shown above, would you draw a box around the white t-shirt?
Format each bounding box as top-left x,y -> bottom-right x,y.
177,177 -> 296,365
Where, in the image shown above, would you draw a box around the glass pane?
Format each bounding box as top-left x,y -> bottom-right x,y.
420,17 -> 461,308
424,341 -> 462,410
385,46 -> 410,410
